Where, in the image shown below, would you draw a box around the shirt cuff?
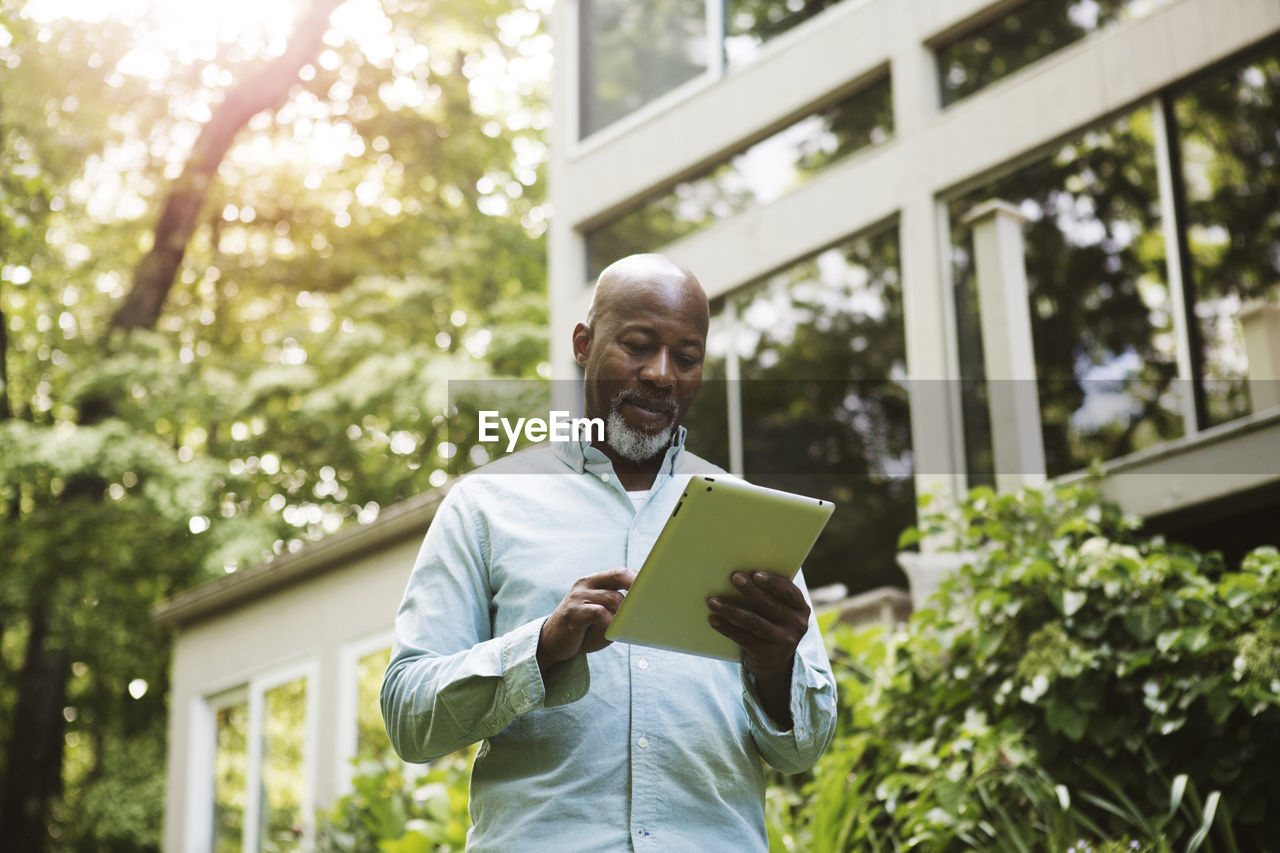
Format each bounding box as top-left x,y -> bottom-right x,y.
499,617 -> 591,715
740,651 -> 828,740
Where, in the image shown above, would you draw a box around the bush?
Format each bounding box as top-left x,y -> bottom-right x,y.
316,748 -> 473,853
771,483 -> 1280,851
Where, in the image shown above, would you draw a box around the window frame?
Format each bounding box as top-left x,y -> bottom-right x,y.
190,658 -> 320,853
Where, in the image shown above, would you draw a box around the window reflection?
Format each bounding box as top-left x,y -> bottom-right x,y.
951,106 -> 1183,481
259,678 -> 307,853
1175,48 -> 1280,424
734,227 -> 914,593
725,0 -> 844,65
680,308 -> 732,471
938,0 -> 1174,107
579,0 -> 708,138
585,76 -> 893,279
213,701 -> 248,853
356,648 -> 393,764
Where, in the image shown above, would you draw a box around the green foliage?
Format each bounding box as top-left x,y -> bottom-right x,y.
769,482 -> 1279,851
317,750 -> 474,853
1,0 -> 551,846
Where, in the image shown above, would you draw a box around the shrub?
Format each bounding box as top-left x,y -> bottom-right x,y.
316,748 -> 473,853
773,482 -> 1280,851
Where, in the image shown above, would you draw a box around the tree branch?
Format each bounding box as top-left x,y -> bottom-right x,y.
110,0 -> 345,332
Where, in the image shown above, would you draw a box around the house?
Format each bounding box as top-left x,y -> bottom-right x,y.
159,0 -> 1280,849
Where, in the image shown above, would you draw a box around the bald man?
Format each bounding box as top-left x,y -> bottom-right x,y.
382,255 -> 837,851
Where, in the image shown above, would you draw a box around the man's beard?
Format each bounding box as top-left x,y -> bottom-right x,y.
605,389 -> 679,463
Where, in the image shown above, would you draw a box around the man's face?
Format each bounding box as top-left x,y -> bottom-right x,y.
575,276 -> 708,463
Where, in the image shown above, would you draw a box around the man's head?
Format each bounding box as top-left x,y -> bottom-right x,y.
573,254 -> 710,464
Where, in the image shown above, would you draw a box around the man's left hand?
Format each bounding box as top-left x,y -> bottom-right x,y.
707,571 -> 809,728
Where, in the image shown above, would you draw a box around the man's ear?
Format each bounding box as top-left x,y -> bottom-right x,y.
572,322 -> 592,368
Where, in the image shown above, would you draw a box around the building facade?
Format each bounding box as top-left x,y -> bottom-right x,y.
161,0 -> 1280,849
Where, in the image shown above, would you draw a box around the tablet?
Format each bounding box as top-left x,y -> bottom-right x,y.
604,475 -> 835,661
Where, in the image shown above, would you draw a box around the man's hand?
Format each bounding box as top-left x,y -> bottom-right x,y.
707,570 -> 810,729
537,568 -> 636,674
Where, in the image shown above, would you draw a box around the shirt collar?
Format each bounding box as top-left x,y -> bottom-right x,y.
551,425 -> 688,479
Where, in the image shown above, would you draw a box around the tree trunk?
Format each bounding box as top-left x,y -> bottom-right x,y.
110,0 -> 345,332
0,600 -> 70,853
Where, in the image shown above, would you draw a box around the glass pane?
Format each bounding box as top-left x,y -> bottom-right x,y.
680,307 -> 732,471
1175,49 -> 1280,425
579,0 -> 708,138
951,106 -> 1183,481
733,227 -> 915,594
585,76 -> 893,279
725,0 -> 845,65
259,678 -> 307,853
356,648 -> 393,764
938,0 -> 1174,107
213,701 -> 248,853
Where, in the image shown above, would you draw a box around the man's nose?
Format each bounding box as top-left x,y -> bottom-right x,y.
639,348 -> 675,389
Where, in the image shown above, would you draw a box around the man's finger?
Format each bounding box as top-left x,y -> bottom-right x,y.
579,567 -> 637,590
580,589 -> 626,612
569,602 -> 613,630
749,571 -> 808,612
708,613 -> 763,654
707,596 -> 787,643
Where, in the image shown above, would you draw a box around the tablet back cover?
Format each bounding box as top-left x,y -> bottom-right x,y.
605,476 -> 834,660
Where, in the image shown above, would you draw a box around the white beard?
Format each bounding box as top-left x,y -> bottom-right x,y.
605,391 -> 678,462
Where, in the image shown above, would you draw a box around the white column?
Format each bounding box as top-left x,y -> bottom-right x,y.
1239,301 -> 1280,412
962,199 -> 1047,492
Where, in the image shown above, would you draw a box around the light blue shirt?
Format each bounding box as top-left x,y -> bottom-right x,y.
381,428 -> 837,852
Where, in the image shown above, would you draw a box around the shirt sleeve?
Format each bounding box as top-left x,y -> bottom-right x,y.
739,569 -> 838,774
380,483 -> 590,764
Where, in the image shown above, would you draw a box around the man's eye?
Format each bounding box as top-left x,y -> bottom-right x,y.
677,355 -> 701,367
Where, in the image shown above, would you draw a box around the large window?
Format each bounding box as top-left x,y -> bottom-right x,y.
937,0 -> 1176,107
1173,47 -> 1280,425
205,666 -> 315,853
585,75 -> 893,279
578,0 -> 710,138
578,0 -> 858,138
951,106 -> 1184,481
684,226 -> 914,593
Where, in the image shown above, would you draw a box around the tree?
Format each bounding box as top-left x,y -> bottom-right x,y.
0,0 -> 552,846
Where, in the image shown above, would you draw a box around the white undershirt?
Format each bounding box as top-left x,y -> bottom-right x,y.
627,489 -> 650,510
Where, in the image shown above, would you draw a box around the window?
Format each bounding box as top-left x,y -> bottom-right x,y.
584,75 -> 893,279
204,665 -> 315,853
579,0 -> 710,138
950,105 -> 1184,481
1173,46 -> 1280,425
212,698 -> 248,853
725,0 -> 846,65
937,0 -> 1175,107
578,0 -> 859,138
258,678 -> 308,853
686,226 -> 914,593
355,647 -> 393,764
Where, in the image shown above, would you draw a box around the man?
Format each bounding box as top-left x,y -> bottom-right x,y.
381,254 -> 837,851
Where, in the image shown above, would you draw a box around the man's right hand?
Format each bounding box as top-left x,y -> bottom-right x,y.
537,568 -> 636,673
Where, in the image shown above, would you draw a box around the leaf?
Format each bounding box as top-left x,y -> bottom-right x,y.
1123,608 -> 1161,643
1167,774 -> 1187,822
1059,589 -> 1087,617
1046,702 -> 1086,741
1185,791 -> 1221,853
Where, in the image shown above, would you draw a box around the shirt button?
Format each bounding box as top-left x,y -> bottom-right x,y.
637,736 -> 649,749
635,827 -> 648,837
637,658 -> 648,670
600,472 -> 610,482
